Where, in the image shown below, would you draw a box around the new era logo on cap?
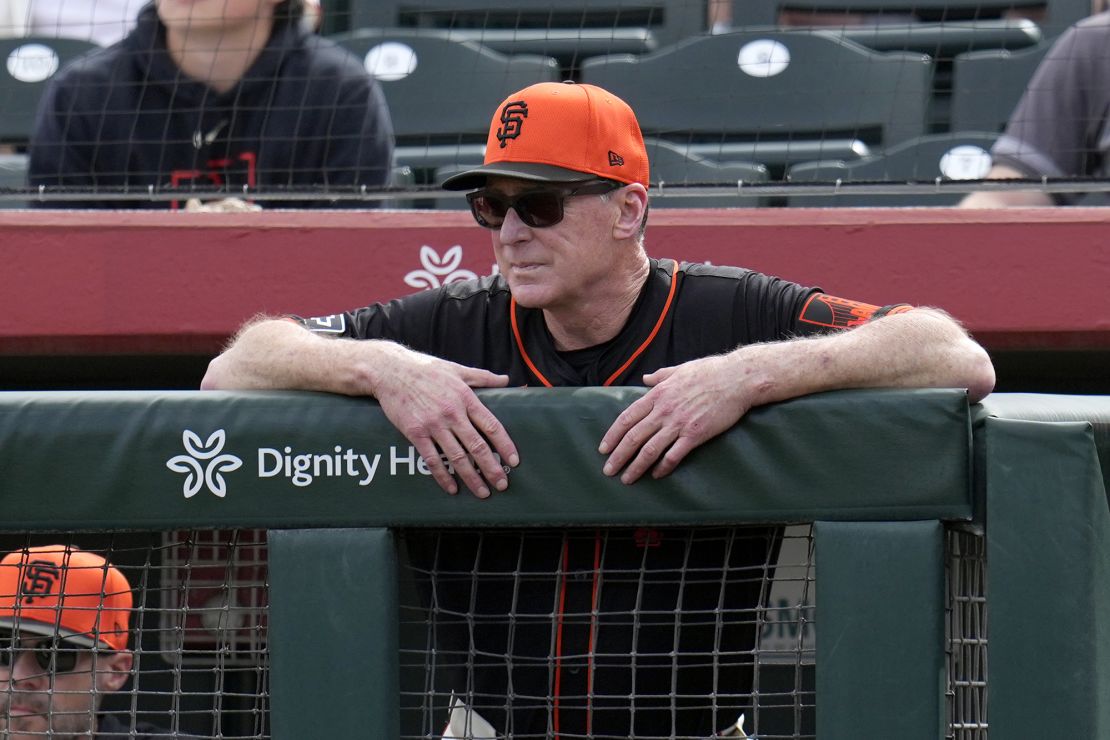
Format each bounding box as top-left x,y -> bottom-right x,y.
608,151 -> 625,167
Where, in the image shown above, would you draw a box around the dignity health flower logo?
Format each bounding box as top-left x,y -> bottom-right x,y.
404,245 -> 478,290
166,430 -> 243,498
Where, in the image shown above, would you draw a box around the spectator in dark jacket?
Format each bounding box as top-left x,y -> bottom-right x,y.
29,0 -> 394,209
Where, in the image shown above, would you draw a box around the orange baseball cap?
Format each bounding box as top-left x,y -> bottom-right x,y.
0,545 -> 133,651
442,81 -> 650,190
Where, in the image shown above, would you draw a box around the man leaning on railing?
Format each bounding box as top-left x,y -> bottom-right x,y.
203,80 -> 994,737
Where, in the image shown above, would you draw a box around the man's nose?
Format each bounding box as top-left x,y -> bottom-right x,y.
498,204 -> 531,242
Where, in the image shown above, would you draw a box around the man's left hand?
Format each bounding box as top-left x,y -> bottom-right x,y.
598,353 -> 753,484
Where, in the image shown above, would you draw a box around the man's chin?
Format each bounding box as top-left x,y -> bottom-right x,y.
5,714 -> 49,738
505,284 -> 554,310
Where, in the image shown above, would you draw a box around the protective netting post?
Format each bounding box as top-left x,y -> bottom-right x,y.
268,528 -> 399,739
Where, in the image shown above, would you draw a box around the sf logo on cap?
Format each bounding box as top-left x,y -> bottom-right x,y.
496,100 -> 528,148
21,561 -> 60,604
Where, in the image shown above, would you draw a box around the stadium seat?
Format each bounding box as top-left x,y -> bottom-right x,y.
730,0 -> 1088,39
432,139 -> 770,209
949,42 -> 1050,133
784,131 -> 998,206
0,153 -> 29,209
835,18 -> 1041,56
644,138 -> 770,207
341,0 -> 705,62
580,30 -> 932,176
0,36 -> 97,144
330,29 -> 559,178
429,166 -> 471,209
382,164 -> 418,209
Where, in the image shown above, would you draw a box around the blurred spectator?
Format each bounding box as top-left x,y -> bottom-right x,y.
0,544 -> 171,739
960,11 -> 1110,207
0,0 -> 147,46
28,0 -> 394,209
708,0 -> 731,33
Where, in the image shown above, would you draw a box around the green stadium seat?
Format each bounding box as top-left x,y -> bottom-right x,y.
0,153 -> 28,209
729,0 -> 1088,39
429,166 -> 470,209
835,18 -> 1041,56
784,131 -> 998,206
580,30 -> 932,176
382,164 -> 418,209
330,29 -> 559,178
643,138 -> 770,207
0,36 -> 98,144
339,0 -> 706,61
949,42 -> 1050,133
431,139 -> 770,209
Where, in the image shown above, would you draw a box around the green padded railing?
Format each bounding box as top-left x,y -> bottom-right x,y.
976,394 -> 1110,739
3,389 -> 1106,738
0,387 -> 975,739
0,387 -> 973,529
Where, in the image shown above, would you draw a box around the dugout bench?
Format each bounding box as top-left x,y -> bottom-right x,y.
0,388 -> 1107,739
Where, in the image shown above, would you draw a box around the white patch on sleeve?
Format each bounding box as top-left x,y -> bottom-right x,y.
304,314 -> 347,334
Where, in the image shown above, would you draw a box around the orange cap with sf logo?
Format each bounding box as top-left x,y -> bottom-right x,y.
0,545 -> 132,651
441,81 -> 650,190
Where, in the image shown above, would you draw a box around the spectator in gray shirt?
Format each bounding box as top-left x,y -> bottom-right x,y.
961,11 -> 1110,207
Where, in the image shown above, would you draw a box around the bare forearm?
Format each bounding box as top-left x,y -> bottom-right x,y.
201,317 -> 389,395
959,189 -> 1054,208
731,308 -> 996,406
202,316 -> 518,497
959,164 -> 1054,208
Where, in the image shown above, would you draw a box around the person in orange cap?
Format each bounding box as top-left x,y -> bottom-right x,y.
203,81 -> 995,735
205,80 -> 994,496
0,545 -> 165,739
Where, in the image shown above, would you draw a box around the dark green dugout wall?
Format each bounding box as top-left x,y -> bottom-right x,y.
976,395 -> 1110,739
1,388 -> 1108,738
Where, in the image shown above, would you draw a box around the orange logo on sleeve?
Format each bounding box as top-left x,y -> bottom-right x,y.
799,294 -> 886,329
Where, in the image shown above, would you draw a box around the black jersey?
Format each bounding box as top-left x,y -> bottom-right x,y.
29,4 -> 394,209
302,258 -> 839,386
303,258 -> 901,738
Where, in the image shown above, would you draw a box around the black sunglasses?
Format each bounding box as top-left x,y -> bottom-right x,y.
0,630 -> 86,673
465,180 -> 622,229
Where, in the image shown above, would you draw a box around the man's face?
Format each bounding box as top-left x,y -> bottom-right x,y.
485,176 -> 624,312
0,632 -> 131,740
156,0 -> 280,34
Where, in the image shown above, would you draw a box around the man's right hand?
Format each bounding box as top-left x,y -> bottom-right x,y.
362,343 -> 518,498
202,319 -> 518,498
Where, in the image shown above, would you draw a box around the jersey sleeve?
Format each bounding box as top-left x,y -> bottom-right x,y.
681,263 -> 912,345
292,286 -> 443,345
793,293 -> 914,335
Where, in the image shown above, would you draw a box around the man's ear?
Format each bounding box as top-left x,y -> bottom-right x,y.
95,650 -> 134,693
612,184 -> 649,240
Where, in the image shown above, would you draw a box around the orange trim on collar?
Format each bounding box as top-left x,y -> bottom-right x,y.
602,259 -> 679,386
510,259 -> 681,387
510,295 -> 554,387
